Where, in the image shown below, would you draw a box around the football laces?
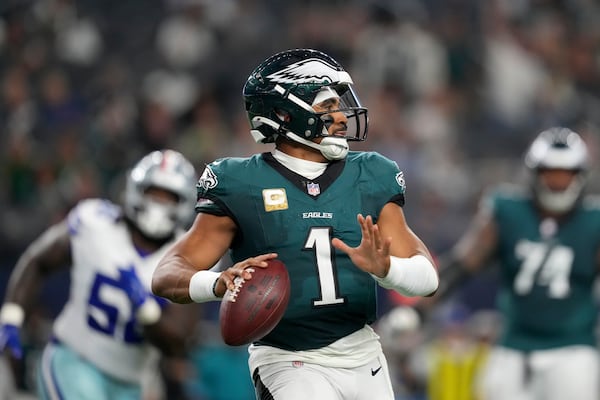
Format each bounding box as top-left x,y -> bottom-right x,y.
226,268 -> 255,302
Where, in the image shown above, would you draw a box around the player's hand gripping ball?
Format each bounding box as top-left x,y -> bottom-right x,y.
219,259 -> 290,346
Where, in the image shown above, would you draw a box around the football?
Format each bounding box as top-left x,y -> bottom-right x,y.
219,259 -> 290,346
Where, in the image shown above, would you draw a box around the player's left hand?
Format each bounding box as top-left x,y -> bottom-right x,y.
331,214 -> 391,277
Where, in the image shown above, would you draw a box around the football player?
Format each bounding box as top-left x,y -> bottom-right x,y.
0,150 -> 198,399
151,48 -> 439,400
435,127 -> 600,400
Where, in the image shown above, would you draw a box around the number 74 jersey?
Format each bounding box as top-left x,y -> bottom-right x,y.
197,151 -> 407,352
485,185 -> 600,351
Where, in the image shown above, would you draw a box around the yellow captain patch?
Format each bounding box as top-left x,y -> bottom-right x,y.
263,188 -> 288,212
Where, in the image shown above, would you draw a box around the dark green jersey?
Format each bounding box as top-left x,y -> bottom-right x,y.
196,151 -> 406,351
486,185 -> 600,351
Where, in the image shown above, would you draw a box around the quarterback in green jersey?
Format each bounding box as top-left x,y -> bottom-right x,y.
437,127 -> 600,400
152,49 -> 439,400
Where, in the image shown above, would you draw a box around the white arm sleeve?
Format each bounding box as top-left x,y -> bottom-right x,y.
371,255 -> 439,297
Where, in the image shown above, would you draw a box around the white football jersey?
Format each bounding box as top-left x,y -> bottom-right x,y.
53,198 -> 177,383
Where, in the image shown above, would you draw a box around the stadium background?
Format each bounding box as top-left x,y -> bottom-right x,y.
1,0 -> 600,399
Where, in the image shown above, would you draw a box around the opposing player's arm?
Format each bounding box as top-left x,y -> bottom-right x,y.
4,220 -> 72,309
142,302 -> 199,356
152,213 -> 236,303
142,302 -> 200,400
0,220 -> 71,364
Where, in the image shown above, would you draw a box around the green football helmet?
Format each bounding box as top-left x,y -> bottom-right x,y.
243,49 -> 368,160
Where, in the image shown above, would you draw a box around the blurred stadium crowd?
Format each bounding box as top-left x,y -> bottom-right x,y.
2,0 -> 600,399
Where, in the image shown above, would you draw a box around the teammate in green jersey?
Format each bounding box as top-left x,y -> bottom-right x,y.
151,48 -> 439,400
435,127 -> 600,400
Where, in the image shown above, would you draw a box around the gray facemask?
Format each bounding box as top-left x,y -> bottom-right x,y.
135,199 -> 177,239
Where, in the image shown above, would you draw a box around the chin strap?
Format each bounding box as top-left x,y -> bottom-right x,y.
251,116 -> 349,160
285,132 -> 349,160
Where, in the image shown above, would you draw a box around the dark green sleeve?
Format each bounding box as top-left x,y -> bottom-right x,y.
194,157 -> 251,222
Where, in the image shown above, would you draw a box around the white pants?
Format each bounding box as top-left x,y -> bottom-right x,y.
252,352 -> 394,400
477,345 -> 599,400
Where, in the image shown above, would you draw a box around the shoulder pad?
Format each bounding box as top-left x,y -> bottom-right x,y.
67,199 -> 122,236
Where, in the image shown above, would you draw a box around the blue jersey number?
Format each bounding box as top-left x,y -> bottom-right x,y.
87,270 -> 143,344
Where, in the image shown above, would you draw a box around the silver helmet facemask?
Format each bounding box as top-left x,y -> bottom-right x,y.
285,85 -> 366,160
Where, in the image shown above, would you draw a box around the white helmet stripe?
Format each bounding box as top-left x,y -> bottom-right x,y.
274,84 -> 314,112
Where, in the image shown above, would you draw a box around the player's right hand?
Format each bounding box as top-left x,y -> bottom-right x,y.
0,323 -> 23,359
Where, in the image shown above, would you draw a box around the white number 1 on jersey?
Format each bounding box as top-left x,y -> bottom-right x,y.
304,227 -> 346,306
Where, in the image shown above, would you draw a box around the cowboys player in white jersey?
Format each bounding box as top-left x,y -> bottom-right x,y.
0,150 -> 198,400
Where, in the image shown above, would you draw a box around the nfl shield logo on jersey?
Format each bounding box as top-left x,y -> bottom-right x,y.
307,182 -> 320,196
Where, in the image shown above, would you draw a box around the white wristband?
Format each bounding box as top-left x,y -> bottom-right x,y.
372,255 -> 439,297
0,303 -> 25,327
189,270 -> 221,303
